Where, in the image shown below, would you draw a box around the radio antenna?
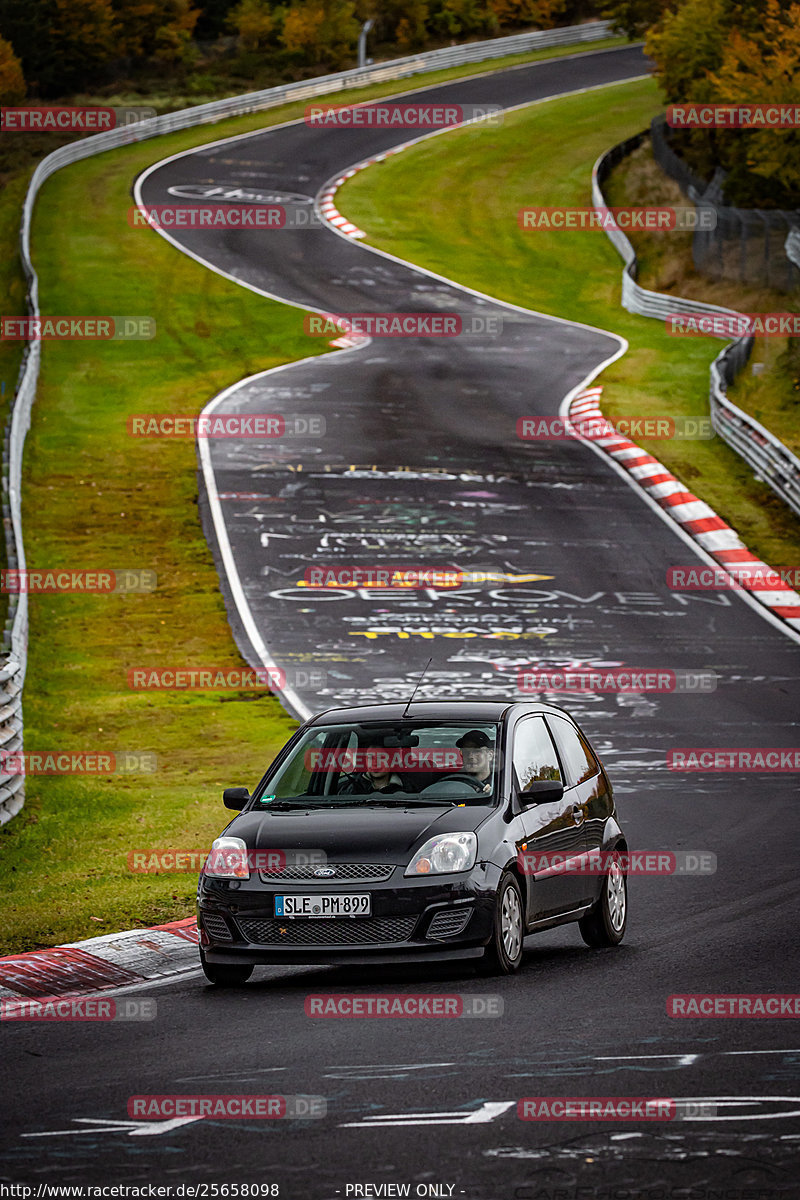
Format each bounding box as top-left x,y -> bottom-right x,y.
402,658 -> 433,718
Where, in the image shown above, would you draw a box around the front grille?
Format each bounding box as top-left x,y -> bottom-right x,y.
426,908 -> 474,940
258,862 -> 395,884
237,916 -> 417,946
202,912 -> 233,941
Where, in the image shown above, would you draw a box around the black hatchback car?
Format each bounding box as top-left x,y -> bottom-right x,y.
197,700 -> 628,984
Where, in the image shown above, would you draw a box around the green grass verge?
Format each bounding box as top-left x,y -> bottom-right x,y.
0,171 -> 32,614
0,38 -> 628,954
602,140 -> 800,466
728,341 -> 800,461
338,77 -> 800,566
2,146 -> 319,953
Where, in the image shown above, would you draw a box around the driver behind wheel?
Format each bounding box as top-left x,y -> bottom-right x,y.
339,763 -> 405,794
456,729 -> 494,794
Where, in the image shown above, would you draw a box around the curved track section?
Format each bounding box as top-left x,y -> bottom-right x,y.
134,40 -> 800,788
135,43 -> 800,785
136,48 -> 655,721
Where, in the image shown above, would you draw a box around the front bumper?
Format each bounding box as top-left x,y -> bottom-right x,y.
197,864 -> 497,966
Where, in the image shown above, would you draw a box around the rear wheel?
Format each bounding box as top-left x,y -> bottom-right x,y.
479,872 -> 525,975
200,947 -> 254,986
579,855 -> 627,947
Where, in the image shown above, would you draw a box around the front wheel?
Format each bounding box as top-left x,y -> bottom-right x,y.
479,872 -> 525,975
200,947 -> 254,986
579,855 -> 627,947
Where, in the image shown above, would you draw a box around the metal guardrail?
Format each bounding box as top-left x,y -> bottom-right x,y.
786,229 -> 800,271
0,19 -> 614,825
593,134 -> 800,523
710,343 -> 800,520
650,117 -> 800,294
592,133 -> 743,327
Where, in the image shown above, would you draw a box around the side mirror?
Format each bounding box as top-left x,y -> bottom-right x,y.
520,779 -> 564,806
223,786 -> 250,810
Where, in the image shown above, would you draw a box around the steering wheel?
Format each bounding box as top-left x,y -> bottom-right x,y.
430,773 -> 487,791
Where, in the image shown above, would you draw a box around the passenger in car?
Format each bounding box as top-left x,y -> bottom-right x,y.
338,764 -> 405,794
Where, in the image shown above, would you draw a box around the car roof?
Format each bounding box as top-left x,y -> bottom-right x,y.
307,699 -> 573,725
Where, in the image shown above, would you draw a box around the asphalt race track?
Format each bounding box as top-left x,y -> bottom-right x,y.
136,44 -> 652,721
4,44 -> 800,1198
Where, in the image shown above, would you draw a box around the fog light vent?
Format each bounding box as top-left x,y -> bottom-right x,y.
202,912 -> 233,941
427,908 -> 473,940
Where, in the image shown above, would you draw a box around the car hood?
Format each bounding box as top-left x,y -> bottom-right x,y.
226,803 -> 494,862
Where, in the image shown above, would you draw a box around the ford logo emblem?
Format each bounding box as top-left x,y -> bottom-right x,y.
314,867 -> 336,878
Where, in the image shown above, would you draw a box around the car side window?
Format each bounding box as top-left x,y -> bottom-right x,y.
547,717 -> 599,787
512,717 -> 562,791
273,729 -> 357,798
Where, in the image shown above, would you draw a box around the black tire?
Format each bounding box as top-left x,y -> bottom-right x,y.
200,947 -> 254,986
579,855 -> 627,947
478,871 -> 525,975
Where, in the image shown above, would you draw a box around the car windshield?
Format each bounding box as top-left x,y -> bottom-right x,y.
258,721 -> 501,807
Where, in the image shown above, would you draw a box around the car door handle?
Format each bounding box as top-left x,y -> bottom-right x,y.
571,804 -> 584,826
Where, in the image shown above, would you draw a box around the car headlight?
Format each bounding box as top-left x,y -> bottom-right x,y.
204,836 -> 250,879
405,832 -> 477,876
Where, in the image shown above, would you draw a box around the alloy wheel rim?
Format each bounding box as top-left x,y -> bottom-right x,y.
501,885 -> 522,959
607,861 -> 626,932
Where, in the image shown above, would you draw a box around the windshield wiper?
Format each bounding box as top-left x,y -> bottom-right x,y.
258,798 -> 336,809
259,796 -> 467,809
359,796 -> 459,807
259,797 -> 386,809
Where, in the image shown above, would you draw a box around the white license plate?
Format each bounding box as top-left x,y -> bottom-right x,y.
274,893 -> 371,918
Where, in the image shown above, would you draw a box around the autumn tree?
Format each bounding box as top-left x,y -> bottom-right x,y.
110,0 -> 200,65
0,34 -> 25,102
355,0 -> 429,52
281,0 -> 360,66
600,0 -> 668,39
195,0 -> 241,38
427,0 -> 494,40
228,0 -> 275,49
0,0 -> 115,94
645,0 -> 728,104
647,0 -> 800,205
710,0 -> 800,203
487,0 -> 564,29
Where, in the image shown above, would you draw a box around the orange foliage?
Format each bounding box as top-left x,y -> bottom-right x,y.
0,34 -> 25,103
